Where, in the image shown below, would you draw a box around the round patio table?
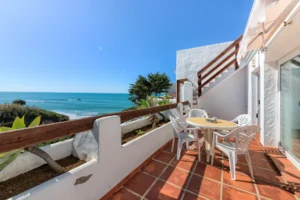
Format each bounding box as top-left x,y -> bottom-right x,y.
186,117 -> 237,163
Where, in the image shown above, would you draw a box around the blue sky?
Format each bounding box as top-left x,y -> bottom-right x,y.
0,0 -> 253,93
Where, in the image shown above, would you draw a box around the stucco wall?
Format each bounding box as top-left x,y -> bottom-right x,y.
176,41 -> 232,86
198,66 -> 248,120
0,139 -> 73,182
263,63 -> 278,146
10,116 -> 174,200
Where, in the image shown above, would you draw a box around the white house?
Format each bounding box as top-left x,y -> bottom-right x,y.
176,0 -> 300,170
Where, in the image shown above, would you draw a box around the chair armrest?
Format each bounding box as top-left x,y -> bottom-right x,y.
186,127 -> 200,131
213,131 -> 229,138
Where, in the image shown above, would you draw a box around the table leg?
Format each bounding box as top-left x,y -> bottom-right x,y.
205,129 -> 213,163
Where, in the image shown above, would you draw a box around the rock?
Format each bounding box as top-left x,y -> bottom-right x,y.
72,131 -> 98,161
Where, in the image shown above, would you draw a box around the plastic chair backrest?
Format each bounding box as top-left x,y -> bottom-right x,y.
169,116 -> 183,137
229,126 -> 260,154
232,114 -> 251,126
189,109 -> 208,118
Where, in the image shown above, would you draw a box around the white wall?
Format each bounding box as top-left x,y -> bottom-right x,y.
262,62 -> 278,146
176,41 -> 232,86
121,117 -> 151,134
0,139 -> 73,182
11,116 -> 174,200
198,66 -> 248,120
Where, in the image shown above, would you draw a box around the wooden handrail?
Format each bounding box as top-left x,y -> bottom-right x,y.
0,101 -> 188,154
197,35 -> 243,75
197,35 -> 242,96
198,48 -> 238,83
199,59 -> 235,88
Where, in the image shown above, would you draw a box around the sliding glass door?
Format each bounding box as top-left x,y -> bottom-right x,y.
280,54 -> 300,163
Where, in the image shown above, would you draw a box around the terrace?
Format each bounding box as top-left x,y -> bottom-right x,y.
108,133 -> 300,200
1,100 -> 299,200
1,1 -> 300,198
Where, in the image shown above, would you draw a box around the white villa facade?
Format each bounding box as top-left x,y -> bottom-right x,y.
176,0 -> 300,170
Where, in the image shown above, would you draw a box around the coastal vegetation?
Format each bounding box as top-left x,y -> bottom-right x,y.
128,72 -> 172,104
0,116 -> 64,173
0,103 -> 69,127
12,99 -> 26,106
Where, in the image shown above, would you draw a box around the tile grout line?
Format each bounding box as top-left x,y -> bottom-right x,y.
153,157 -> 262,197
220,152 -> 224,200
278,172 -> 299,200
153,157 -> 224,184
141,154 -> 176,199
122,186 -> 145,199
144,159 -> 210,200
151,148 -> 295,199
179,157 -> 198,200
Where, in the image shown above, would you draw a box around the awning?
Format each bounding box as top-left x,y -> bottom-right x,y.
238,0 -> 300,59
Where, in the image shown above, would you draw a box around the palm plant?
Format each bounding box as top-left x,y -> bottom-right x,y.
0,116 -> 65,173
139,96 -> 160,128
158,94 -> 171,106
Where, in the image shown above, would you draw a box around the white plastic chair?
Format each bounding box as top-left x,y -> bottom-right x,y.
188,109 -> 208,118
169,116 -> 202,161
220,114 -> 252,136
211,126 -> 260,180
231,114 -> 252,126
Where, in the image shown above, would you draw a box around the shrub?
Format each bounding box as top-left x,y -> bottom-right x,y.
0,104 -> 69,127
12,99 -> 26,106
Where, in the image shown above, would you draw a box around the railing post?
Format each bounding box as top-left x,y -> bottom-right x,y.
235,43 -> 240,70
198,74 -> 202,97
176,80 -> 180,103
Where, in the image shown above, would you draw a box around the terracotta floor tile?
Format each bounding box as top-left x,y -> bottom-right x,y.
223,160 -> 285,185
185,149 -> 199,158
223,171 -> 256,193
194,162 -> 222,181
161,166 -> 191,188
252,167 -> 285,184
155,152 -> 175,164
142,160 -> 167,177
256,179 -> 295,200
124,172 -> 156,196
108,188 -> 140,200
182,192 -> 206,200
186,175 -> 220,200
237,154 -> 273,170
171,156 -> 196,172
222,185 -> 258,200
163,143 -> 178,155
145,180 -> 184,200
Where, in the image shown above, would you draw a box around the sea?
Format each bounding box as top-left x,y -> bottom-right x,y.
0,92 -> 133,119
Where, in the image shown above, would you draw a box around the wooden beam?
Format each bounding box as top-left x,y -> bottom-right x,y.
0,101 -> 188,154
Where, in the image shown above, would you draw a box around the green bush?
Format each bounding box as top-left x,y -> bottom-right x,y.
12,99 -> 26,106
0,104 -> 69,127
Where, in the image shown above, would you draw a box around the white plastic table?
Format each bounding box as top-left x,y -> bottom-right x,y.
186,117 -> 237,163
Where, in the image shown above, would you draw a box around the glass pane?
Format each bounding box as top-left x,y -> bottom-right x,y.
280,54 -> 300,162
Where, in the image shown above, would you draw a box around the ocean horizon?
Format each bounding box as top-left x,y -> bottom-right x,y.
0,92 -> 133,119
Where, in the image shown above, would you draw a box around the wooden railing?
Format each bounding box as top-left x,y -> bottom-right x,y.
176,78 -> 188,103
197,35 -> 243,96
0,101 -> 188,154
